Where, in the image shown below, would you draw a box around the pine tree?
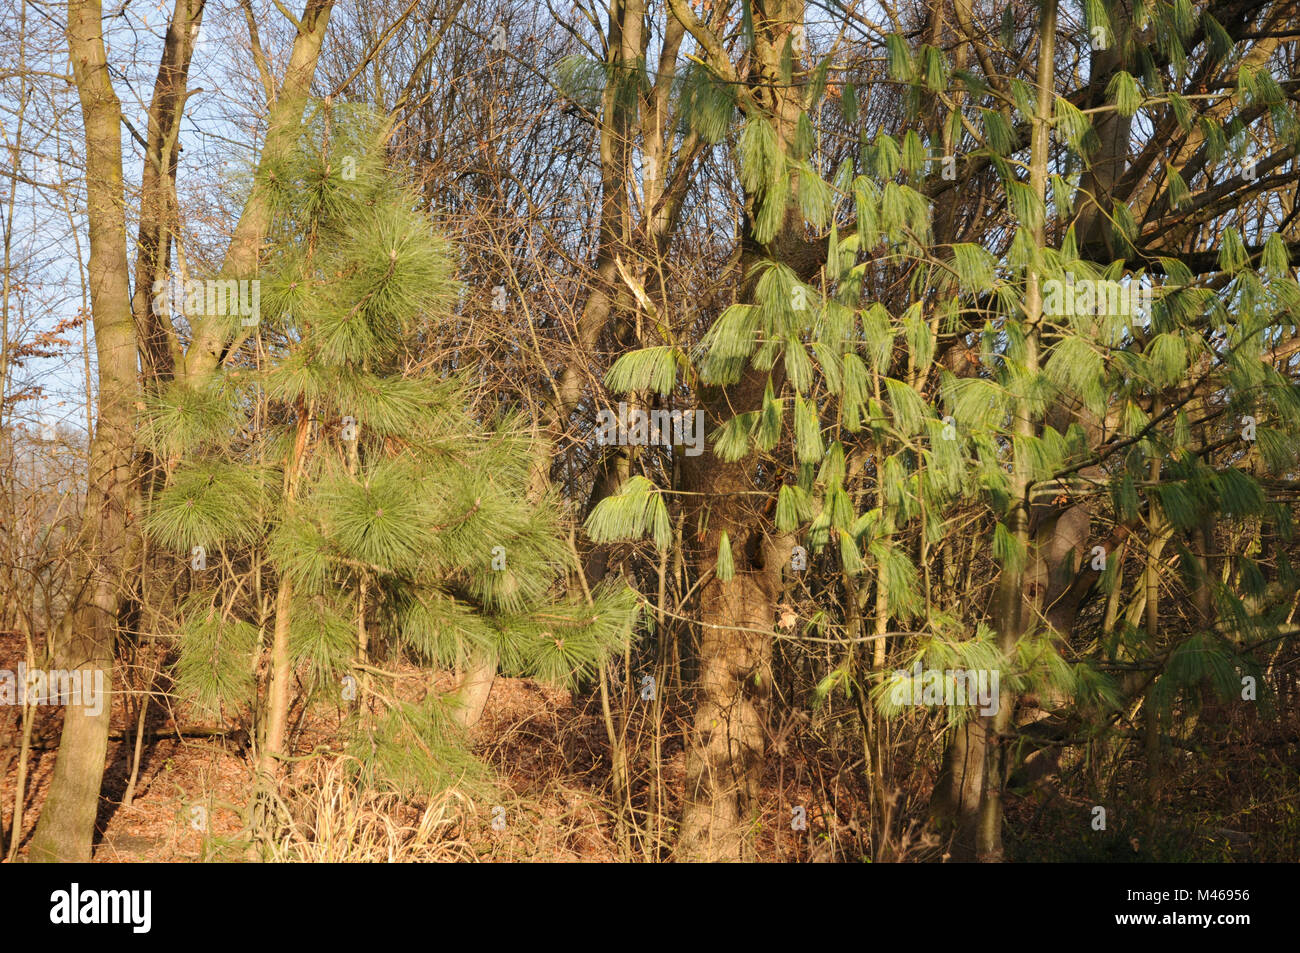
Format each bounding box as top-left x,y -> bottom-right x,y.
142,103 -> 638,844
587,0 -> 1300,859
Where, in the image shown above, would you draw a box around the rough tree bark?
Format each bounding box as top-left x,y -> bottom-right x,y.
670,0 -> 808,861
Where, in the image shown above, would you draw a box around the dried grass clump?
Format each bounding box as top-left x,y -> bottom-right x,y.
270,756 -> 477,862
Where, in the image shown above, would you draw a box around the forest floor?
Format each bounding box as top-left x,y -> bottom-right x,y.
2,629 -> 1296,861
0,628 -> 851,862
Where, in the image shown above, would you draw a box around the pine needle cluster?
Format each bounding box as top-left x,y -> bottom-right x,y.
143,103 -> 639,796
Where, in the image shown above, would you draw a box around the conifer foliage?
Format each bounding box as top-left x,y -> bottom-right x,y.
142,103 -> 638,806
584,0 -> 1300,858
16,0 -> 1300,865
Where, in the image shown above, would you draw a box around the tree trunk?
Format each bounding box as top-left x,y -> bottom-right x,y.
451,655 -> 497,729
676,566 -> 776,860
130,0 -> 205,382
181,0 -> 335,382
973,0 -> 1056,863
931,718 -> 987,859
669,0 -> 807,861
676,311 -> 784,862
26,0 -> 138,861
